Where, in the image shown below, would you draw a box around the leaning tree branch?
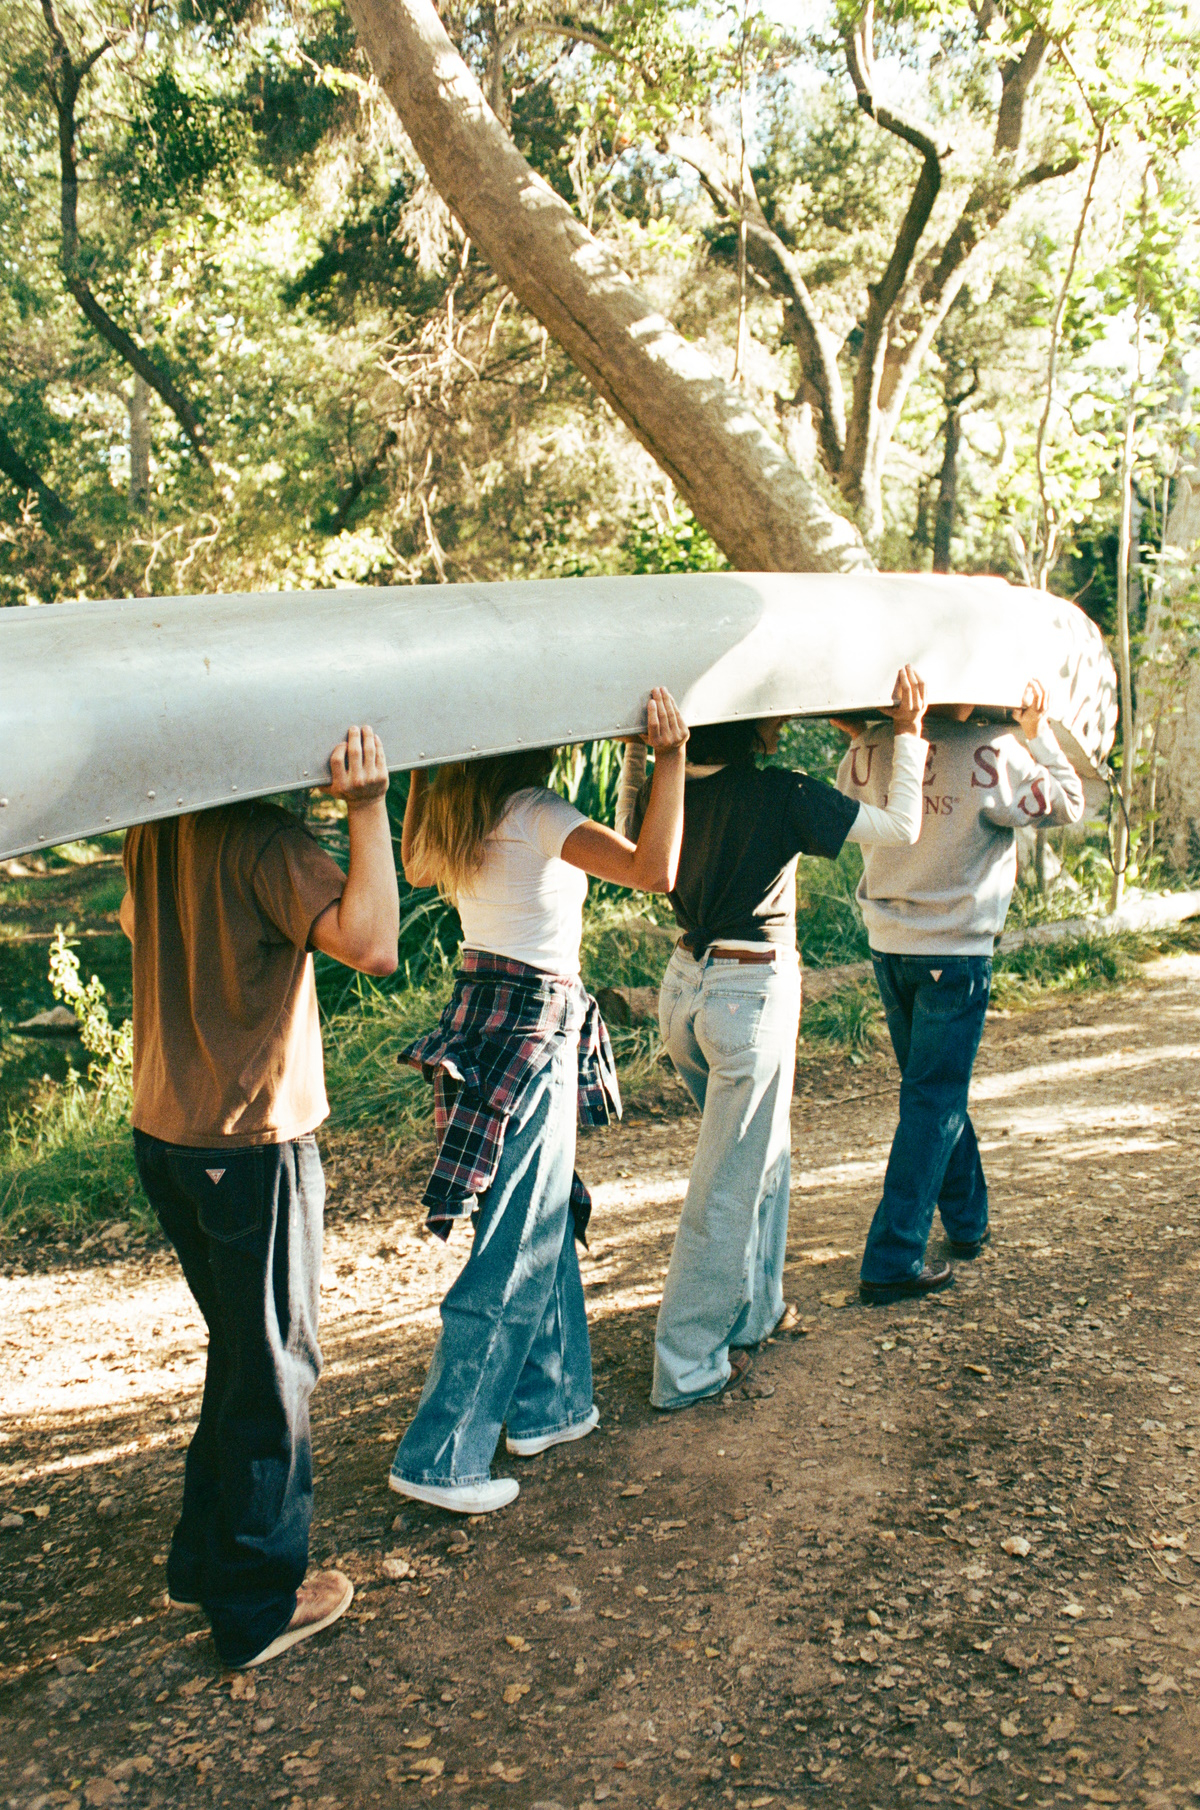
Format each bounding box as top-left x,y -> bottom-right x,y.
841,0 -> 945,494
40,0 -> 211,467
0,423 -> 72,527
844,4 -> 946,330
490,18 -> 616,115
994,28 -> 1048,153
671,132 -> 847,469
344,0 -> 873,573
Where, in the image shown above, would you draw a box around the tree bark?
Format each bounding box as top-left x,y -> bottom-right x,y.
40,0 -> 211,468
129,374 -> 151,507
1132,451 -> 1200,875
673,7 -> 1068,548
0,423 -> 72,527
932,406 -> 961,573
342,0 -> 872,574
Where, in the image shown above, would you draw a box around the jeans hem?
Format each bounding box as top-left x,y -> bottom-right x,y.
506,1406 -> 595,1441
210,1592 -> 298,1669
649,1373 -> 729,1412
391,1465 -> 493,1489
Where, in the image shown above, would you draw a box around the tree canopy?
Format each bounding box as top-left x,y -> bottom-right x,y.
3,0 -> 1199,863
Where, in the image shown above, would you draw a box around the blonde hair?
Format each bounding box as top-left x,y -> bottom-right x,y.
411,749 -> 555,899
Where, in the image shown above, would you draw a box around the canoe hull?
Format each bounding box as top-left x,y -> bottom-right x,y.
0,572 -> 1116,859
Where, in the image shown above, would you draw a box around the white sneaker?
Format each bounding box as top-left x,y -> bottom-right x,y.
388,1473 -> 519,1515
506,1405 -> 600,1458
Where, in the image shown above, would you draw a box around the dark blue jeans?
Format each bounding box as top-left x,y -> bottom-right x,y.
134,1131 -> 324,1666
860,954 -> 991,1285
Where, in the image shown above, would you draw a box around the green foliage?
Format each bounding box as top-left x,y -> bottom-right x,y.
1,930 -> 136,1236
126,66 -> 246,215
624,508 -> 727,574
801,980 -> 881,1061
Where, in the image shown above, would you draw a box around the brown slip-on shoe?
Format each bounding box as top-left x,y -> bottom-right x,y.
859,1262 -> 954,1305
715,1346 -> 755,1395
240,1570 -> 354,1669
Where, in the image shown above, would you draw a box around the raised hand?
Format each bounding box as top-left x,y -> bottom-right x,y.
329,726 -> 390,807
880,665 -> 927,738
645,686 -> 690,753
1014,680 -> 1048,740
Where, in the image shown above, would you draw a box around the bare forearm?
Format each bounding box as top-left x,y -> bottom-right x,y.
336,801 -> 399,972
630,746 -> 686,891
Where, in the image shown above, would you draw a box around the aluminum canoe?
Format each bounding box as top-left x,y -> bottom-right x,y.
0,572 -> 1116,861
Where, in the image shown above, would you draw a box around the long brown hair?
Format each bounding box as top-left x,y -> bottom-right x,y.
411,748 -> 555,899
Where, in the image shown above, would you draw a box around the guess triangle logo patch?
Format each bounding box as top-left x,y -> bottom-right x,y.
205,1168 -> 226,1184
930,969 -> 943,982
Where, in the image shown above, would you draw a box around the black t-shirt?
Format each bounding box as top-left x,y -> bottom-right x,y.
636,763 -> 859,956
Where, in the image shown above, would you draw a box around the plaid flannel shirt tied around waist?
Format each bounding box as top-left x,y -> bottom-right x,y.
399,950 -> 621,1242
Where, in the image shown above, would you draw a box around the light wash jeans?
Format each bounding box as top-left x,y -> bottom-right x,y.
652,945 -> 802,1410
393,1043 -> 594,1487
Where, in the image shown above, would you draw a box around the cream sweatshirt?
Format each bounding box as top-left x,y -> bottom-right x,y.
835,717 -> 1085,956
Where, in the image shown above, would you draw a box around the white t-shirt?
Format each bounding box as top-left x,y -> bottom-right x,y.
456,788 -> 589,976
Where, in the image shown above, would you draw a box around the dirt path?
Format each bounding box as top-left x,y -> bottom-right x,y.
2,956 -> 1199,1810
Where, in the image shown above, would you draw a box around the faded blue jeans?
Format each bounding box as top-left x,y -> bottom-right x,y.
652,945 -> 802,1410
393,1042 -> 594,1487
860,953 -> 992,1285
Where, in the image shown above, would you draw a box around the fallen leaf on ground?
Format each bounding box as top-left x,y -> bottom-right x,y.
501,1683 -> 530,1704
1002,1535 -> 1031,1557
404,1734 -> 432,1749
504,1634 -> 529,1651
489,1761 -> 525,1782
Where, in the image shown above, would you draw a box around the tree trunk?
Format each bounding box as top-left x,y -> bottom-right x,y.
343,0 -> 872,574
932,404 -> 961,573
0,422 -> 72,527
129,374 -> 151,507
1134,452 -> 1200,874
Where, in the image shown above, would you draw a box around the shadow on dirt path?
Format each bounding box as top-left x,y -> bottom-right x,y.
1,956 -> 1198,1809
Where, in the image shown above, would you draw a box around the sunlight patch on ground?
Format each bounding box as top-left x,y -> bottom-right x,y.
971,1043 -> 1200,1100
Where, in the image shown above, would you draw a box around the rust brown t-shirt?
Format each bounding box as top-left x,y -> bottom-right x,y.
123,805 -> 347,1148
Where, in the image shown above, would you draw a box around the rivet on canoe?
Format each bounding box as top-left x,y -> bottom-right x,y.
147,790 -> 156,799
0,798 -> 7,808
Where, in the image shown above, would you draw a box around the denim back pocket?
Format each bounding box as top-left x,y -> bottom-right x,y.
700,977 -> 769,1057
175,1149 -> 265,1247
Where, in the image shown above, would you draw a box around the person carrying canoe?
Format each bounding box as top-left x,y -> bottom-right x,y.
390,688 -> 689,1516
835,680 -> 1085,1303
617,667 -> 929,1410
120,727 -> 399,1669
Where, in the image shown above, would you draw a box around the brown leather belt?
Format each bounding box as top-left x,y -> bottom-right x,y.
708,945 -> 778,964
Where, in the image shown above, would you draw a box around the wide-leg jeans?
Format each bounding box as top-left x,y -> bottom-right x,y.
133,1130 -> 323,1668
393,1042 -> 594,1488
652,946 -> 802,1410
860,952 -> 992,1284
